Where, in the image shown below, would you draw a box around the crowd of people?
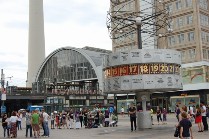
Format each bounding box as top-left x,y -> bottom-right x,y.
1,106 -> 118,138
174,101 -> 208,139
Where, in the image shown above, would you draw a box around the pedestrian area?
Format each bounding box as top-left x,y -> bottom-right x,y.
0,114 -> 208,139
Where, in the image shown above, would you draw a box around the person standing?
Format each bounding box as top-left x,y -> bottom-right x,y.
9,111 -> 18,138
31,110 -> 40,138
17,112 -> 22,130
25,110 -> 33,138
62,112 -> 68,129
104,109 -> 110,127
175,105 -> 181,122
94,111 -> 100,125
129,103 -> 136,132
200,101 -> 208,131
83,109 -> 88,128
2,113 -> 10,138
42,109 -> 50,137
121,107 -> 125,117
162,108 -> 167,124
195,107 -> 203,132
40,109 -> 45,136
79,111 -> 83,128
69,110 -> 74,129
150,108 -> 154,125
50,112 -> 55,129
179,112 -> 193,139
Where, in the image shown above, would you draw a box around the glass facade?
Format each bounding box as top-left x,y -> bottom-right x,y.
38,49 -> 97,83
32,47 -> 111,95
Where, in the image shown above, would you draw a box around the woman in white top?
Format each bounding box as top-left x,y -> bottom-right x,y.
10,111 -> 18,138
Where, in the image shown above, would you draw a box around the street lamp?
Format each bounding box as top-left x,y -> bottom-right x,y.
135,17 -> 142,49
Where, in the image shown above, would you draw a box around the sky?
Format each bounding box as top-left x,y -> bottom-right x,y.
0,0 -> 112,87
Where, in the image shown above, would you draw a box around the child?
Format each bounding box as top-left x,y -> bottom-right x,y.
179,112 -> 193,139
162,108 -> 167,124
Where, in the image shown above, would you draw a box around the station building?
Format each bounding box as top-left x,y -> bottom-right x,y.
32,46 -> 113,112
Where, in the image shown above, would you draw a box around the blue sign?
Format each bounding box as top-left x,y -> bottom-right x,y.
1,106 -> 6,113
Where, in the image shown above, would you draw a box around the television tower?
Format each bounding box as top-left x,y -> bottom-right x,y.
27,0 -> 45,87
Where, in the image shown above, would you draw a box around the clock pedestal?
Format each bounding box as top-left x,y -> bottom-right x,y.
136,93 -> 152,129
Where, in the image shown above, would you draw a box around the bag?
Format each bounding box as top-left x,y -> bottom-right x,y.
7,124 -> 11,129
196,111 -> 201,117
174,127 -> 180,137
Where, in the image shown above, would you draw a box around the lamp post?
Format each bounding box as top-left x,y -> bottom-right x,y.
1,69 -> 5,114
135,17 -> 142,49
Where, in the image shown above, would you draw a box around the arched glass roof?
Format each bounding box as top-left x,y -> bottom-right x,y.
35,47 -> 111,83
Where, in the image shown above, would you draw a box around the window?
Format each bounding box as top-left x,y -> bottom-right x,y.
176,1 -> 182,10
178,33 -> 185,43
201,31 -> 206,42
208,50 -> 209,59
186,15 -> 193,24
181,51 -> 186,61
200,14 -> 209,26
167,19 -> 174,30
203,49 -> 207,59
185,0 -> 193,7
199,0 -> 208,10
188,32 -> 194,41
176,17 -> 184,27
207,33 -> 209,42
166,3 -> 173,13
189,49 -> 196,59
168,36 -> 176,46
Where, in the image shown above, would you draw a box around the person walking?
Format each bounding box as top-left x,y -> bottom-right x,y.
25,110 -> 33,138
179,112 -> 193,139
2,113 -> 10,138
200,101 -> 208,131
129,103 -> 136,132
156,106 -> 162,125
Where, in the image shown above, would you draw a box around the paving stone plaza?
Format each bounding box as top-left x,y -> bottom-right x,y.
1,114 -> 208,139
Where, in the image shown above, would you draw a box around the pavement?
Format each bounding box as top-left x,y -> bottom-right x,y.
0,114 -> 208,139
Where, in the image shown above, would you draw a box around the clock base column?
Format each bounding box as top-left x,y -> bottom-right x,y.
136,92 -> 152,129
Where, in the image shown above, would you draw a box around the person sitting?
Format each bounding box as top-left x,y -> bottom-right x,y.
109,114 -> 118,127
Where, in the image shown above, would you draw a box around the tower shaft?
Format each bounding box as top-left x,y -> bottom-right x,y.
27,0 -> 45,87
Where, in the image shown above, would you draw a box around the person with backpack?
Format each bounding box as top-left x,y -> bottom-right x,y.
179,112 -> 193,139
2,113 -> 10,138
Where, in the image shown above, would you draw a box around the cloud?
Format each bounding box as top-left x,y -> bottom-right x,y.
0,0 -> 112,87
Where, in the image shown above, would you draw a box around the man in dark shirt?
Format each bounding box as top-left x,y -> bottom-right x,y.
129,103 -> 136,132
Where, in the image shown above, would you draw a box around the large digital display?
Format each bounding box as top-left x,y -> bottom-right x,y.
104,63 -> 180,78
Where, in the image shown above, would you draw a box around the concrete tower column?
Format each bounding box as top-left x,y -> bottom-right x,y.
27,0 -> 45,87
